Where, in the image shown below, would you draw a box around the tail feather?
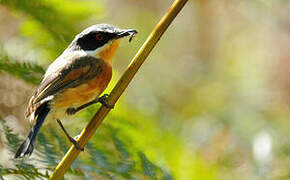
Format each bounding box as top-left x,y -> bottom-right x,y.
15,103 -> 50,158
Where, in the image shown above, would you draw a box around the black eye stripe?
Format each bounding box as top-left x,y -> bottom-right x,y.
76,32 -> 113,51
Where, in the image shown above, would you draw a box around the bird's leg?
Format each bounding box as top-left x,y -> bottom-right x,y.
66,100 -> 99,115
66,94 -> 114,115
56,119 -> 84,151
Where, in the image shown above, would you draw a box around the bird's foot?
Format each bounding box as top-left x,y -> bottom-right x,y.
66,107 -> 77,115
56,119 -> 84,151
68,136 -> 84,151
98,94 -> 114,109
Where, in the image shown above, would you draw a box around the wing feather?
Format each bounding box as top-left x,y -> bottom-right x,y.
26,56 -> 104,118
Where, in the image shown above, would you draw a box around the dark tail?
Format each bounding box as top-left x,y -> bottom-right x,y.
15,103 -> 50,158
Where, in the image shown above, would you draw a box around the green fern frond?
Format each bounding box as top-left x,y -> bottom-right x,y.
36,132 -> 58,166
0,116 -> 172,179
139,152 -> 157,179
0,47 -> 44,84
0,118 -> 49,179
0,118 -> 22,153
47,127 -> 68,153
86,142 -> 111,170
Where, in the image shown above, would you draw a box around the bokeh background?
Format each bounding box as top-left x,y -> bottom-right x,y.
0,0 -> 289,179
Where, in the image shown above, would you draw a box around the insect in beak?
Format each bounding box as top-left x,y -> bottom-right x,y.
115,29 -> 138,42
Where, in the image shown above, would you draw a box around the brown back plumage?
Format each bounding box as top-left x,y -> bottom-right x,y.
25,55 -> 104,120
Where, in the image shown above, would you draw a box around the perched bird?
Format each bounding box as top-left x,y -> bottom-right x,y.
15,24 -> 137,158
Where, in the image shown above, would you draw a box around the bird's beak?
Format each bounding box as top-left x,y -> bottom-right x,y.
115,29 -> 138,39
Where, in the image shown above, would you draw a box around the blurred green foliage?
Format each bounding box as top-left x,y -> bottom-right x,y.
0,0 -> 290,180
1,0 -> 103,60
0,45 -> 45,85
0,0 -> 174,179
0,116 -> 171,179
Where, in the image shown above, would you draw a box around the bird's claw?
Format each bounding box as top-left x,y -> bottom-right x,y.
66,107 -> 77,115
98,94 -> 114,109
69,137 -> 84,151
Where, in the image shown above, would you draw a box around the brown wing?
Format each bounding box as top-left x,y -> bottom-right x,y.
26,56 -> 104,118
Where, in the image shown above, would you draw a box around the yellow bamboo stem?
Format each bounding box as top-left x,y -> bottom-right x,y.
49,0 -> 188,179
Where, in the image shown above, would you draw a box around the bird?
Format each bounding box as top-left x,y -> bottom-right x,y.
14,24 -> 137,158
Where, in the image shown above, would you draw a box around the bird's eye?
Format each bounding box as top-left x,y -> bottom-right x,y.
96,33 -> 104,41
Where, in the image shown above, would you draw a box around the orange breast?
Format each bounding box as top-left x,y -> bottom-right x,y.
98,40 -> 120,64
53,63 -> 112,108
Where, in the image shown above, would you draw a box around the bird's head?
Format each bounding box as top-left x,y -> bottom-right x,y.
68,24 -> 137,63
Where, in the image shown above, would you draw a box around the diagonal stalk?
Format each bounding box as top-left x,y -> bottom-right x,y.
49,0 -> 188,179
